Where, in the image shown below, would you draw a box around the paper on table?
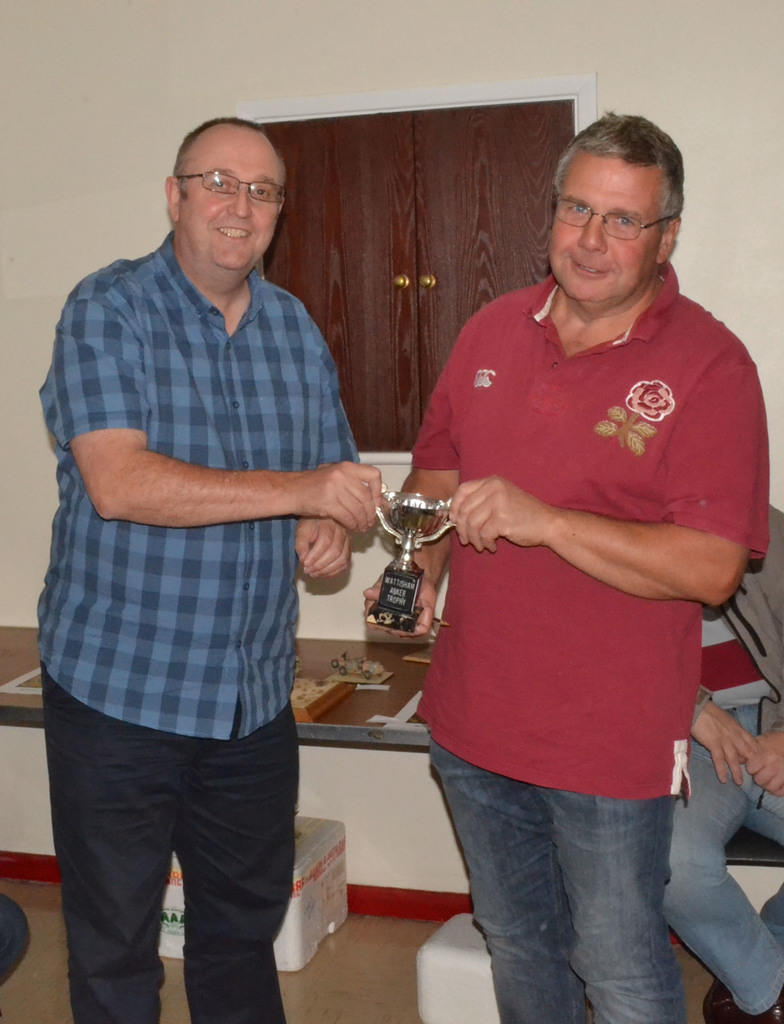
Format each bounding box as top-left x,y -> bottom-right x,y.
367,690 -> 423,728
0,668 -> 42,695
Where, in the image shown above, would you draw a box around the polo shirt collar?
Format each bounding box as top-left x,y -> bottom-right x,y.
628,263 -> 680,343
530,263 -> 680,347
532,277 -> 559,322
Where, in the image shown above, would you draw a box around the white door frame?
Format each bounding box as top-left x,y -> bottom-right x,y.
238,74 -> 597,130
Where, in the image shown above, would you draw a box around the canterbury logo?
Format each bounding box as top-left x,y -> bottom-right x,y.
473,369 -> 496,389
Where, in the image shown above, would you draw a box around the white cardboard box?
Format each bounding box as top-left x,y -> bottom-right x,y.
159,860 -> 185,959
274,816 -> 347,970
159,816 -> 347,971
417,913 -> 500,1024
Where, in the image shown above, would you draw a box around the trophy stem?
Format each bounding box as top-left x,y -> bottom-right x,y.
394,534 -> 418,572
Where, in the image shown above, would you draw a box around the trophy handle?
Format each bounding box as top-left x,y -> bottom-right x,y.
412,512 -> 454,549
375,503 -> 405,546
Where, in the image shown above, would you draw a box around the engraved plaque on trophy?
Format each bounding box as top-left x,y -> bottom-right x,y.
367,488 -> 453,633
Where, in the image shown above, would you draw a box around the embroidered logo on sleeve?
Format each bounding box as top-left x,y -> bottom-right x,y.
473,369 -> 496,389
594,379 -> 676,456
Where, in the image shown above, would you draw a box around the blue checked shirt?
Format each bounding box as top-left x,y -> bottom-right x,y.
38,234 -> 357,738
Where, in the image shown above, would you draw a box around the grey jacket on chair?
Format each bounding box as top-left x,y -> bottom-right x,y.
694,505 -> 784,733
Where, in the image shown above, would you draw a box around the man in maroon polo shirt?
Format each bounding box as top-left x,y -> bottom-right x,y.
366,113 -> 769,1024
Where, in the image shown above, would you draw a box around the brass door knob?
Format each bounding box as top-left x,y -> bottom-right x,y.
419,274 -> 437,289
392,274 -> 410,289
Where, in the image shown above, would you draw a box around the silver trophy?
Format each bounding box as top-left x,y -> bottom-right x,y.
367,488 -> 453,632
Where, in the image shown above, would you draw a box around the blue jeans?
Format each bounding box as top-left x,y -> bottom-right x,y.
430,740 -> 685,1024
664,704 -> 784,1015
42,666 -> 299,1024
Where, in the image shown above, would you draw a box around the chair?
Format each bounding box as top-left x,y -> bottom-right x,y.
726,826 -> 784,868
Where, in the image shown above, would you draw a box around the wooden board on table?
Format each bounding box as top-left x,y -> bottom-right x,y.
290,677 -> 354,723
401,653 -> 431,665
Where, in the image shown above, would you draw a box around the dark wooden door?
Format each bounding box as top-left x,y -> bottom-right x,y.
263,101 -> 575,450
413,103 -> 574,412
264,113 -> 420,452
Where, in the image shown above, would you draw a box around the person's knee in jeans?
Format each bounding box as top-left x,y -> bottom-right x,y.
0,893 -> 28,979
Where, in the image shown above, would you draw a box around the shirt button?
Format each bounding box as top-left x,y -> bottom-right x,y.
232,400 -> 240,409
243,582 -> 250,591
241,459 -> 249,468
249,523 -> 255,531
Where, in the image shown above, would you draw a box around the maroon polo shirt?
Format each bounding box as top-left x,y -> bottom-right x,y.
414,266 -> 769,798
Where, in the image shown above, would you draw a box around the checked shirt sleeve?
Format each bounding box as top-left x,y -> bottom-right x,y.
41,270 -> 149,447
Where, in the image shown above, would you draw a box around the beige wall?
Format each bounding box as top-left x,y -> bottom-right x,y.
2,0 -> 783,627
1,1 -> 783,896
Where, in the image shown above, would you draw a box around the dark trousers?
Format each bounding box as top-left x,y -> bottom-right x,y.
41,666 -> 299,1024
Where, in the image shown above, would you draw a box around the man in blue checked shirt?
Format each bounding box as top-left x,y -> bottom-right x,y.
38,117 -> 382,1024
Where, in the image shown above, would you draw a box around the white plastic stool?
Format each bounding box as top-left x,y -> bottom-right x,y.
416,913 -> 500,1024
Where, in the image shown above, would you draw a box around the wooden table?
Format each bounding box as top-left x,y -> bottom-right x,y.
0,628 -> 432,748
294,637 -> 431,747
0,628 -> 42,727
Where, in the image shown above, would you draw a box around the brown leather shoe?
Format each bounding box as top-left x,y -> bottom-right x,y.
704,979 -> 784,1023
704,980 -> 753,1023
759,992 -> 784,1023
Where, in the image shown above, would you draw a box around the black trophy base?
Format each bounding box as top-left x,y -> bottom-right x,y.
367,565 -> 422,633
366,603 -> 422,633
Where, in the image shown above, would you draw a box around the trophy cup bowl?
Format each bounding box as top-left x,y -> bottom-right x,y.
367,489 -> 453,632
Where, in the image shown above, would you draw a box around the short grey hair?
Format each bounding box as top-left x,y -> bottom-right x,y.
553,112 -> 684,220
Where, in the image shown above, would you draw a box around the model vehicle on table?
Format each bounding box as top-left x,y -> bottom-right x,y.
330,652 -> 385,680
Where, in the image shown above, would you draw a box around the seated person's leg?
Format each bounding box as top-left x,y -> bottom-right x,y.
665,724 -> 784,1015
761,884 -> 784,949
746,782 -> 784,951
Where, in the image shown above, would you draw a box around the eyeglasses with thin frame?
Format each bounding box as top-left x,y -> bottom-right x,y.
178,169 -> 285,205
554,197 -> 673,241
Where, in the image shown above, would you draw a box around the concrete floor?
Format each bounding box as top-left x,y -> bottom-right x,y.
0,878 -> 714,1023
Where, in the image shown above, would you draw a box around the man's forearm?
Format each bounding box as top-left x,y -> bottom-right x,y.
71,429 -> 381,530
543,508 -> 748,606
88,449 -> 315,526
407,467 -> 747,606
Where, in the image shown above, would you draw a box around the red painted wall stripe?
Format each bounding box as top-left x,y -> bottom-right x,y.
0,851 -> 61,885
0,850 -> 469,921
346,885 -> 472,921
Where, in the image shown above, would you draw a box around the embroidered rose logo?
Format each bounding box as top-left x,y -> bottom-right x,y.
625,380 -> 676,422
594,380 -> 675,457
